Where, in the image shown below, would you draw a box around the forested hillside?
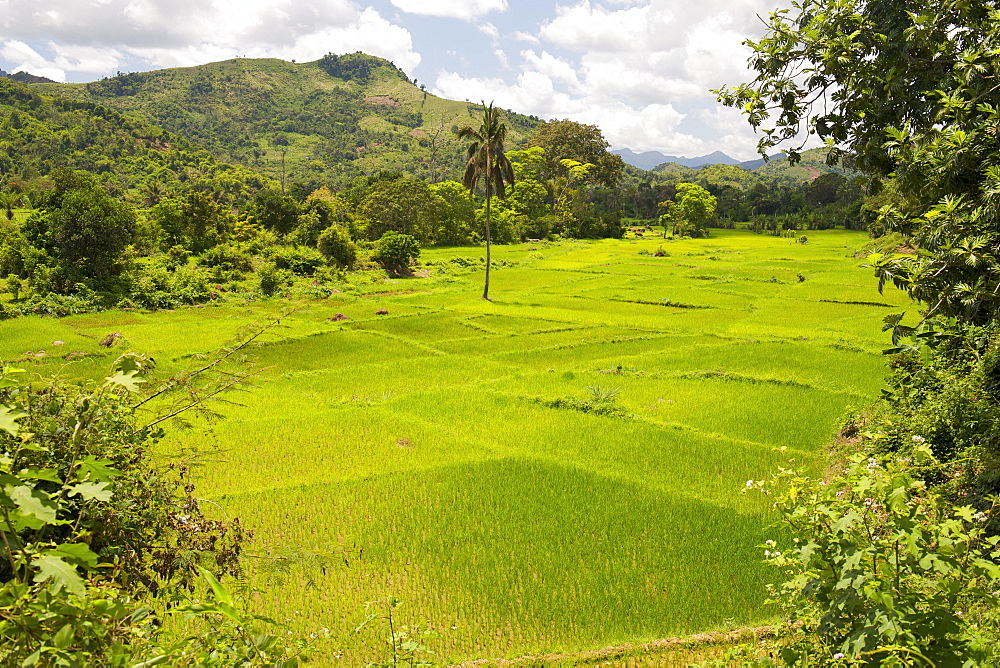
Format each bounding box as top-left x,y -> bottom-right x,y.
33,54 -> 541,190
0,77 -> 272,203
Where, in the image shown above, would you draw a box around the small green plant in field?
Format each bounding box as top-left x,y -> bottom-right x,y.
545,385 -> 627,417
749,447 -> 1000,666
585,384 -> 622,403
5,274 -> 21,301
356,598 -> 439,667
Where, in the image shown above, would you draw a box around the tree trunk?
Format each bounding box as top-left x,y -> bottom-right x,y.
483,194 -> 492,300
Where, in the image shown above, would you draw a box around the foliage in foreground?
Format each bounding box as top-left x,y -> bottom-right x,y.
746,449 -> 1000,666
0,357 -> 312,665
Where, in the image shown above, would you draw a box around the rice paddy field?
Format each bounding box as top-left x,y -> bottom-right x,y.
0,229 -> 910,664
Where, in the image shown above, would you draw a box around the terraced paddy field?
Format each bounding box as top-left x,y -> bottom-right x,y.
0,229 -> 910,664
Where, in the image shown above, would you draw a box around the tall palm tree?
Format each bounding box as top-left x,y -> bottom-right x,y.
458,102 -> 515,300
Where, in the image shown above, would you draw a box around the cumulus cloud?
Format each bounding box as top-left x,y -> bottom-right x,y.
388,0 -> 508,21
0,0 -> 420,78
0,41 -> 69,82
433,69 -> 704,155
435,0 -> 792,157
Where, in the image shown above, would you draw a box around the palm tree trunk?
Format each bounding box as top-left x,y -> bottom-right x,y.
483,193 -> 492,300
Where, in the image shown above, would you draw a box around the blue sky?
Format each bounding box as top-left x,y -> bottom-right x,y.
0,0 -> 792,160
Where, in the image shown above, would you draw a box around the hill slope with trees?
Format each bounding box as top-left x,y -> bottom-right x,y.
32,54 -> 541,191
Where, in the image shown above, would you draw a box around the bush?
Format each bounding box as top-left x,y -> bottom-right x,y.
273,244 -> 326,276
317,224 -> 357,268
372,231 -> 420,274
0,358 -> 310,664
258,262 -> 290,296
197,244 -> 253,282
751,449 -> 1000,665
854,320 -> 1000,513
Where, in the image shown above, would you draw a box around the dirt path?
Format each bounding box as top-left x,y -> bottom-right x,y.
453,626 -> 777,666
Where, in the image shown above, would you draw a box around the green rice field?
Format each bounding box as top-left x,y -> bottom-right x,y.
0,230 -> 910,664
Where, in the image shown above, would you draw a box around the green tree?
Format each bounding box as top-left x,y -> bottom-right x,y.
717,0 -> 1000,324
25,172 -> 137,291
150,191 -> 235,253
248,186 -> 300,236
372,230 -> 420,274
661,183 -> 716,237
0,191 -> 21,221
458,102 -> 515,300
358,176 -> 438,243
317,224 -> 356,268
429,180 -> 476,245
528,119 -> 625,189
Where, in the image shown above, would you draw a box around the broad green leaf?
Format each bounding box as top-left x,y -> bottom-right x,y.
18,467 -> 61,484
50,543 -> 99,569
21,647 -> 41,667
69,481 -> 113,502
52,623 -> 75,650
0,368 -> 25,389
78,456 -> 119,483
0,405 -> 27,437
8,485 -> 58,525
831,510 -> 861,534
103,370 -> 145,393
32,555 -> 86,596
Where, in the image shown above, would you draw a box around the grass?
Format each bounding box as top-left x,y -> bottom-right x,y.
0,229 -> 904,664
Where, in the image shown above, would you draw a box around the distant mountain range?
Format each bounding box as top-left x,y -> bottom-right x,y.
613,147 -> 775,171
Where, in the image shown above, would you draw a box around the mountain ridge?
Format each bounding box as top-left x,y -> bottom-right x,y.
613,147 -> 743,170
29,54 -> 541,189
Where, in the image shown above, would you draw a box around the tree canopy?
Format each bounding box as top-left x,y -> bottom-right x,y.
528,119 -> 625,189
718,0 -> 1000,323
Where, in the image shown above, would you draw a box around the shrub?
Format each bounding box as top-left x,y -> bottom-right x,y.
170,265 -> 213,304
372,231 -> 420,274
0,357 -> 310,664
751,448 -> 1000,665
258,262 -> 289,296
317,224 -> 357,268
197,244 -> 253,282
273,244 -> 326,276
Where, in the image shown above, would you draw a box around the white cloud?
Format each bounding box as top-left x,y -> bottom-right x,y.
432,69 -> 702,155
520,50 -> 580,89
0,1 -> 419,78
0,40 -> 67,82
389,0 -> 508,21
478,23 -> 500,38
435,0 -> 793,158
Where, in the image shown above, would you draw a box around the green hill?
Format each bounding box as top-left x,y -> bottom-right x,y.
751,147 -> 855,184
0,77 -> 270,203
32,54 -> 542,190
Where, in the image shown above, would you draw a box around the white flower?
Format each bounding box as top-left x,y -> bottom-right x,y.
745,479 -> 754,488
912,435 -> 926,443
834,653 -> 845,660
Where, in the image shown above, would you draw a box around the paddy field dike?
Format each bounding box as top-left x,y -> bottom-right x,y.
0,229 -> 909,664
